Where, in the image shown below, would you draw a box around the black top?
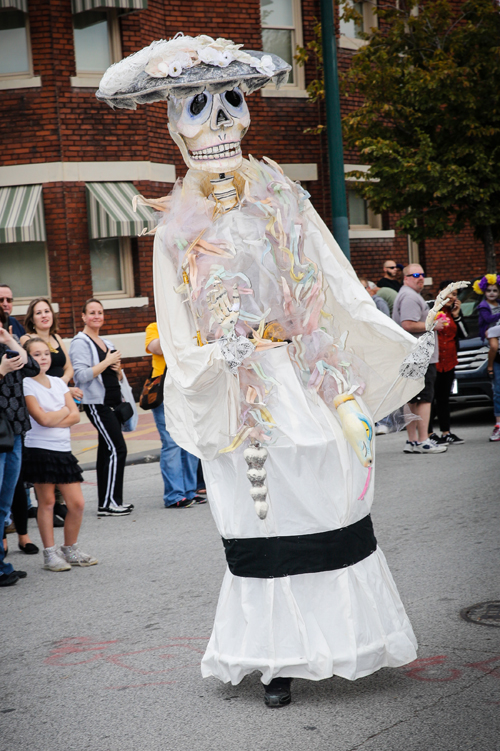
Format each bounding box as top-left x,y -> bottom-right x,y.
47,340 -> 67,379
95,343 -> 121,407
0,343 -> 39,435
377,278 -> 402,293
8,316 -> 25,339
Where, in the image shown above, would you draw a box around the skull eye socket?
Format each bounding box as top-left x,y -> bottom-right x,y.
190,93 -> 208,116
185,91 -> 213,123
221,88 -> 246,117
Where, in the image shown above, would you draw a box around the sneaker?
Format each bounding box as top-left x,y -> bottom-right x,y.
403,440 -> 417,453
194,493 -> 207,504
429,432 -> 447,444
59,544 -> 98,567
489,425 -> 500,442
442,433 -> 465,445
375,423 -> 390,435
166,498 -> 196,508
97,505 -> 132,517
43,546 -> 71,572
121,503 -> 134,511
413,440 -> 448,454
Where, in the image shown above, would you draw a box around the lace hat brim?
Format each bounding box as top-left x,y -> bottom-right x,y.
96,50 -> 291,110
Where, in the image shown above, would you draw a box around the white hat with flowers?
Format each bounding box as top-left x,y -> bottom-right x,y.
96,33 -> 291,109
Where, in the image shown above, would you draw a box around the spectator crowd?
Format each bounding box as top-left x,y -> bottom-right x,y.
1,262 -> 498,587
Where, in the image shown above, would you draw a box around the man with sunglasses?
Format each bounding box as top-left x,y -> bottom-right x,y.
393,265 -> 447,454
0,284 -> 25,340
377,260 -> 402,293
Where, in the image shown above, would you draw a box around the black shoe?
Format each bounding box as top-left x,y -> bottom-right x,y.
12,570 -> 27,579
194,494 -> 207,504
19,542 -> 39,555
429,432 -> 446,445
28,507 -> 38,519
97,505 -> 132,517
0,572 -> 19,587
264,678 -> 292,707
53,515 -> 65,528
166,498 -> 196,508
443,432 -> 465,445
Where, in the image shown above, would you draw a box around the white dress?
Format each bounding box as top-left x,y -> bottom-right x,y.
153,158 -> 421,685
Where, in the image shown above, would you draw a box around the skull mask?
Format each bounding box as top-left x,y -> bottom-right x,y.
168,88 -> 250,174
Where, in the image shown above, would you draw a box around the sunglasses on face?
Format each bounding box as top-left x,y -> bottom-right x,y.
0,297 -> 13,303
385,266 -> 397,270
406,273 -> 425,278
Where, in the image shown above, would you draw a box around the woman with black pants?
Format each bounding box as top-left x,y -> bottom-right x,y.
69,299 -> 132,517
429,282 -> 466,446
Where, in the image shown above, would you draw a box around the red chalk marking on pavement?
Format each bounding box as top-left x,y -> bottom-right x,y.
403,655 -> 462,682
44,637 -> 209,674
465,656 -> 500,679
45,637 -> 119,666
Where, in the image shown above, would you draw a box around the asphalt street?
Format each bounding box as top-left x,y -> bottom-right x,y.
1,406 -> 499,751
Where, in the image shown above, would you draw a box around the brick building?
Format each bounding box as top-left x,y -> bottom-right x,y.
0,0 -> 491,394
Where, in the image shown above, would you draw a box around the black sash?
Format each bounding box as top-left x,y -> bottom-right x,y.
222,514 -> 377,578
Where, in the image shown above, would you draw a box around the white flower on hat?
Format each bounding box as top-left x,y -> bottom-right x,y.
256,55 -> 275,76
198,45 -> 233,67
169,61 -> 183,77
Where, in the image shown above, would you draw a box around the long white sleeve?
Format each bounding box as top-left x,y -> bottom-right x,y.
153,225 -> 240,460
303,204 -> 424,419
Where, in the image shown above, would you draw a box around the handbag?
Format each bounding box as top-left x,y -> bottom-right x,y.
0,413 -> 14,453
113,400 -> 134,425
139,367 -> 166,411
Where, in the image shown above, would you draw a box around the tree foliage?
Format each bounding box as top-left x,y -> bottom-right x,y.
298,0 -> 500,271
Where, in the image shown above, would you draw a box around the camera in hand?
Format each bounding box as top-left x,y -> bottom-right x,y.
5,350 -> 19,359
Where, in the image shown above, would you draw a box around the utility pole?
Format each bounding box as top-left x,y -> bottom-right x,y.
319,0 -> 350,260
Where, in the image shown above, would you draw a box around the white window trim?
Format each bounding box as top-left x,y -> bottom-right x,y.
91,237 -> 134,300
339,0 -> 377,51
261,0 -> 306,97
100,296 -> 149,310
347,180 -> 392,238
5,243 -> 51,306
0,11 -> 39,90
71,9 -> 121,88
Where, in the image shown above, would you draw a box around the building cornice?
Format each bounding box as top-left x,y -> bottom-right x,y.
0,161 -> 176,187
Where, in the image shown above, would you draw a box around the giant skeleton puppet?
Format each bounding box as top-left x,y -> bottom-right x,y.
97,34 -> 435,707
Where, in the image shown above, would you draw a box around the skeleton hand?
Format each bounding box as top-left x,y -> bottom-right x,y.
425,281 -> 469,331
207,277 -> 240,336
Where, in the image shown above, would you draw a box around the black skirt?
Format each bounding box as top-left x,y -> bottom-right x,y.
23,447 -> 83,485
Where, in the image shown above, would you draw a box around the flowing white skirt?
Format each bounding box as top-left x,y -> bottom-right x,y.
200,347 -> 417,684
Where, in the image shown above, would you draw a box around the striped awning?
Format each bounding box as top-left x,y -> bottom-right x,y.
86,182 -> 155,240
0,185 -> 46,244
0,0 -> 28,12
71,0 -> 147,12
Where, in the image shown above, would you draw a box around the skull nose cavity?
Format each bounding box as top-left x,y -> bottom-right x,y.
216,107 -> 232,127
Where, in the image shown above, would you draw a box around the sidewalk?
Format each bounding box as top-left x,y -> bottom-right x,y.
71,405 -> 161,471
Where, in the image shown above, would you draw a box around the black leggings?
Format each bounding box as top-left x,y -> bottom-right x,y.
430,368 -> 455,434
84,404 -> 127,509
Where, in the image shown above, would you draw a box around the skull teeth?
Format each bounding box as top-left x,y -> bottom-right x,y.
190,143 -> 242,160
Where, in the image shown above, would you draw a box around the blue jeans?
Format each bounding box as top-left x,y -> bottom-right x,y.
493,362 -> 500,416
0,435 -> 22,575
152,404 -> 199,506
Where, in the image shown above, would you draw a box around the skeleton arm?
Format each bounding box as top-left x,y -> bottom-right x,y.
425,281 -> 469,331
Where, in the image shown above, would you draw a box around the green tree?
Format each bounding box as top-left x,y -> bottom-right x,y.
297,0 -> 500,272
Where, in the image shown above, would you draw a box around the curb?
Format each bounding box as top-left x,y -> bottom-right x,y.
80,448 -> 161,473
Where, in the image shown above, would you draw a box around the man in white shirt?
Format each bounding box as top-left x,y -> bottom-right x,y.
393,264 -> 447,454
